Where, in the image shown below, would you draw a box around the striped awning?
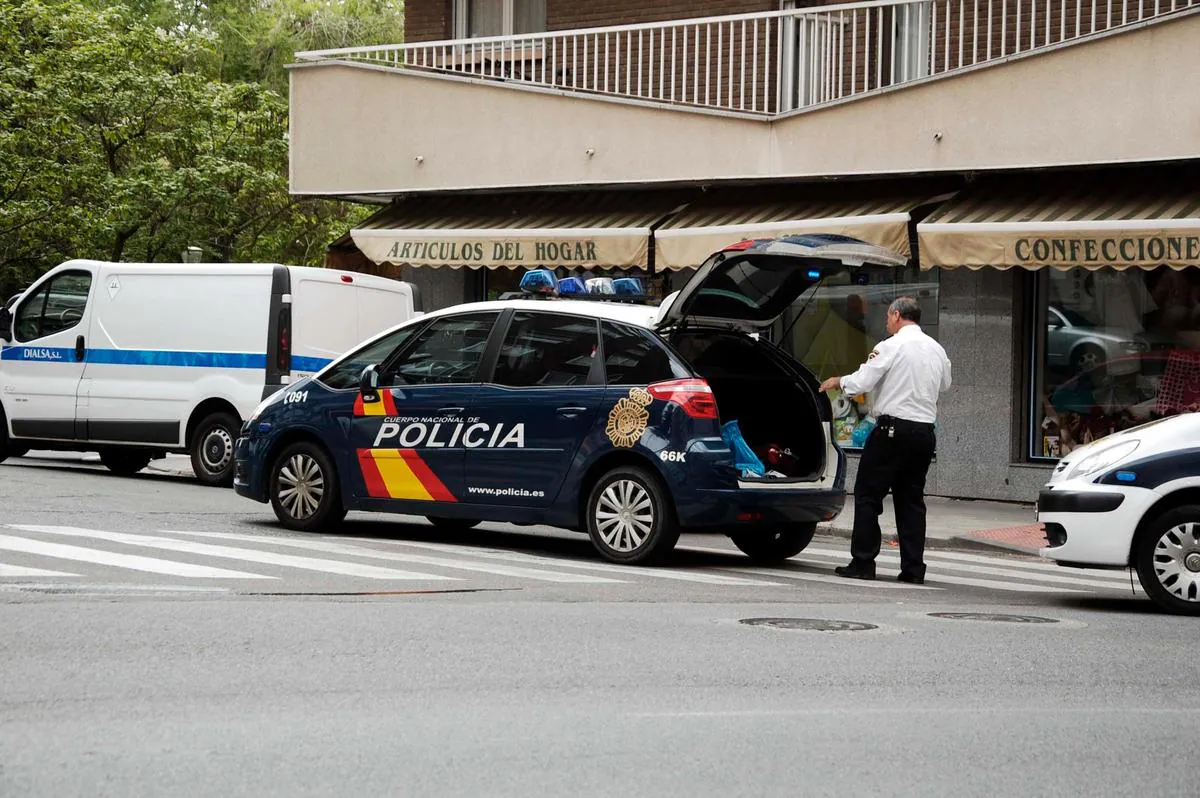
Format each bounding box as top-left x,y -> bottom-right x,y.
917,185 -> 1200,270
653,194 -> 923,270
351,191 -> 685,270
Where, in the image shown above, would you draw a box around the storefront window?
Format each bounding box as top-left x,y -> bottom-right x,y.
1031,267 -> 1200,459
770,265 -> 940,450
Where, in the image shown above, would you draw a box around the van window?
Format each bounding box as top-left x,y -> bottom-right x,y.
493,312 -> 600,387
15,271 -> 92,342
601,321 -> 689,385
384,313 -> 498,387
319,324 -> 422,390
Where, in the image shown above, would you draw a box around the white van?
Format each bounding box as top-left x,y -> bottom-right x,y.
0,260 -> 420,485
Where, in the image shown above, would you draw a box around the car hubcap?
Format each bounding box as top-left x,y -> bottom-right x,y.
595,480 -> 654,552
277,454 -> 325,520
201,427 -> 233,473
1152,522 -> 1200,602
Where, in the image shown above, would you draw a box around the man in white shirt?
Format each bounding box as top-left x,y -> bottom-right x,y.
819,296 -> 952,584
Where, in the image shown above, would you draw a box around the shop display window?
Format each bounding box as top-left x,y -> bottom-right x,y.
770,265 -> 940,450
1031,267 -> 1200,460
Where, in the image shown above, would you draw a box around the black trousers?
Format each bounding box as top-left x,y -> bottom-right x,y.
849,416 -> 937,578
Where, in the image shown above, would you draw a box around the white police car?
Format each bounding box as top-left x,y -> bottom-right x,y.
1039,412 -> 1200,615
234,235 -> 907,565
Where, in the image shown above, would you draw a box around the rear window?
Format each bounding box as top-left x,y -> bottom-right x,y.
687,255 -> 826,324
601,322 -> 689,385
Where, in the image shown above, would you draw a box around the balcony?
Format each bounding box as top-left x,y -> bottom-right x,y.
288,0 -> 1200,196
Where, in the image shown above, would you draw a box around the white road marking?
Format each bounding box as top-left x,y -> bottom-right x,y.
339,538 -> 784,586
802,544 -> 1131,582
7,525 -> 454,581
0,534 -> 271,580
0,562 -> 81,578
162,530 -> 623,584
714,565 -> 944,590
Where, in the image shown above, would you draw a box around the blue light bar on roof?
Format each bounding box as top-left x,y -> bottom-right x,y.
519,269 -> 558,294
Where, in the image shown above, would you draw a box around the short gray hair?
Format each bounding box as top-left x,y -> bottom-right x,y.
889,296 -> 922,324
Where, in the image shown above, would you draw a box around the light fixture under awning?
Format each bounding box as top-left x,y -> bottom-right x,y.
351,191 -> 684,270
917,185 -> 1200,270
654,195 -> 922,270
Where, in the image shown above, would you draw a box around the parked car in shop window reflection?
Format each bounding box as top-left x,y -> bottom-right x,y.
1046,304 -> 1152,374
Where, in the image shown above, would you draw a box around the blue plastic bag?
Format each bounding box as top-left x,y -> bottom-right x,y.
851,417 -> 876,448
721,420 -> 766,477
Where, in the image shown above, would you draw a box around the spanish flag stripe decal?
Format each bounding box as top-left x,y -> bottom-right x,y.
354,391 -> 398,417
398,449 -> 457,503
357,449 -> 391,498
381,391 -> 399,415
372,452 -> 435,501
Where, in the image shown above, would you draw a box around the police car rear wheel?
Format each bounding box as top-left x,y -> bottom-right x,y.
729,523 -> 817,562
191,412 -> 239,487
586,466 -> 679,565
270,443 -> 346,531
1135,506 -> 1200,616
99,449 -> 153,476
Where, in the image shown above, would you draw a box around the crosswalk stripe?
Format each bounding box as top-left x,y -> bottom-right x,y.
713,565 -> 944,590
0,562 -> 81,578
162,530 -> 623,584
796,546 -> 1126,591
339,538 -> 784,586
802,544 -> 1130,582
0,534 -> 272,579
7,525 -> 454,581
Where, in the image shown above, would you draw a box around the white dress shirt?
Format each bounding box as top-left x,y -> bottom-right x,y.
839,324 -> 952,424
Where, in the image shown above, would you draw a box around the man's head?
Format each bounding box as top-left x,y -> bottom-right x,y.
886,296 -> 921,335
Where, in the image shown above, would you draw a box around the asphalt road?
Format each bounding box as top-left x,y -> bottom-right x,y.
1,455 -> 1194,797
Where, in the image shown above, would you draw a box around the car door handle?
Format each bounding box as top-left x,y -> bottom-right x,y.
437,406 -> 465,414
557,406 -> 587,418
75,335 -> 86,363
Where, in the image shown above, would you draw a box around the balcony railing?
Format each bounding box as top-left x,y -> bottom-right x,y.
295,0 -> 1198,116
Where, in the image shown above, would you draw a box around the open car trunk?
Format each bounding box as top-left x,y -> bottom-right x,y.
671,329 -> 826,481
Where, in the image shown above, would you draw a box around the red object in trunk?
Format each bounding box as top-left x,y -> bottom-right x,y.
647,378 -> 719,419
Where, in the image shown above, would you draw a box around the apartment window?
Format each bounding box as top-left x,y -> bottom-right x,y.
455,0 -> 546,37
891,1 -> 932,84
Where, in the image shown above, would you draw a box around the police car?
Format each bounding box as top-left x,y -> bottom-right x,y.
1039,412 -> 1200,615
234,235 -> 907,565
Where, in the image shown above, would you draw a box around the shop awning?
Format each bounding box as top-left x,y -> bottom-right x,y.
917,185 -> 1200,270
351,191 -> 685,270
653,194 -> 923,270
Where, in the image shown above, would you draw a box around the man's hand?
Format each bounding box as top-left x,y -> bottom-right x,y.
819,376 -> 841,394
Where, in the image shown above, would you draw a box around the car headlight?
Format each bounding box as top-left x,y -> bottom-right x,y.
1065,439 -> 1140,480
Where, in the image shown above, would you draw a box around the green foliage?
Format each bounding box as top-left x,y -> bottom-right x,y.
0,0 -> 400,299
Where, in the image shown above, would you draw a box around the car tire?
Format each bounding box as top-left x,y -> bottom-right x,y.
9,445 -> 29,459
99,449 -> 154,476
1134,505 -> 1200,616
426,517 -> 481,532
0,406 -> 14,464
191,411 -> 240,487
1070,344 -> 1106,376
269,441 -> 347,532
585,465 -> 679,565
729,523 -> 817,562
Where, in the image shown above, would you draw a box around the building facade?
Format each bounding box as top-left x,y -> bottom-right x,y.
290,0 -> 1200,502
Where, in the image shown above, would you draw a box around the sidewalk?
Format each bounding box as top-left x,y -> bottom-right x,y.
816,495 -> 1046,556
14,453 -> 1048,555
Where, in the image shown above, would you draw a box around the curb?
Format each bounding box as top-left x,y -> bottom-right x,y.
947,535 -> 1044,557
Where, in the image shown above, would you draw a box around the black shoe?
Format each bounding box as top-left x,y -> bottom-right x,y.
835,563 -> 876,581
896,572 -> 925,585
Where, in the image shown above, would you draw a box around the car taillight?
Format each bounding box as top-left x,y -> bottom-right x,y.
647,378 -> 719,419
276,308 -> 291,372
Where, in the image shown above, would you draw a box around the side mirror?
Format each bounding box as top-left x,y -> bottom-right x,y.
359,364 -> 380,402
0,306 -> 11,343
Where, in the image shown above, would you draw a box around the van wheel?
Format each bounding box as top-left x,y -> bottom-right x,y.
191,411 -> 240,487
99,449 -> 153,476
730,523 -> 817,562
269,442 -> 346,531
426,517 -> 481,532
1134,506 -> 1200,616
585,466 -> 679,565
0,407 -> 13,464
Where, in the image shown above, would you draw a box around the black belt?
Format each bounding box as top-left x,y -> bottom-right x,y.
877,414 -> 935,430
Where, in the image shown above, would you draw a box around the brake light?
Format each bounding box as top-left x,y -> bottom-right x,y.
276,308 -> 292,372
647,378 -> 719,419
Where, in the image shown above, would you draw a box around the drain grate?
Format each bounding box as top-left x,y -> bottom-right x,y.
928,612 -> 1059,624
740,617 -> 878,632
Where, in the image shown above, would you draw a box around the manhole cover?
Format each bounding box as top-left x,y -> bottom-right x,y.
740,617 -> 878,632
927,612 -> 1059,624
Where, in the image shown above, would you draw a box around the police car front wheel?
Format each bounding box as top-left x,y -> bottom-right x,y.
586,466 -> 679,565
269,442 -> 346,531
1134,505 -> 1200,616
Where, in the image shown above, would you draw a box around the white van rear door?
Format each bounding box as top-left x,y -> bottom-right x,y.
356,283 -> 415,344
1,264 -> 96,441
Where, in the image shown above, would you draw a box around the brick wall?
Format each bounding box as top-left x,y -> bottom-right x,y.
407,0 -> 453,42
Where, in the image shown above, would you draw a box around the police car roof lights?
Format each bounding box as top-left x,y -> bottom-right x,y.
516,269 -> 654,304
519,269 -> 558,294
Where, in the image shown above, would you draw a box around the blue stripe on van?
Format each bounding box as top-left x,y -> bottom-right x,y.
1,346 -> 334,371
